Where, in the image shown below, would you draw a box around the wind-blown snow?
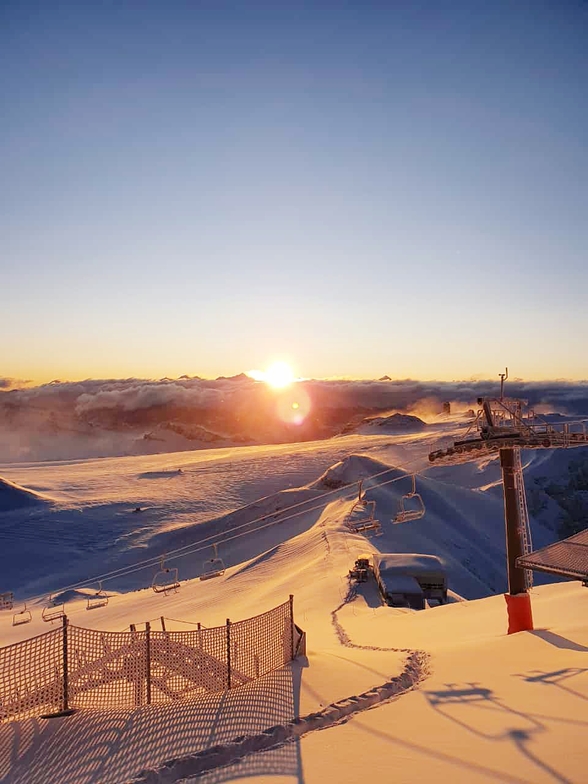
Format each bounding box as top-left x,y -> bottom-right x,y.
0,476 -> 51,512
0,417 -> 587,783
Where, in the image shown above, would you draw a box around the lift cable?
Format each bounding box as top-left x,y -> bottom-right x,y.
21,448 -> 437,604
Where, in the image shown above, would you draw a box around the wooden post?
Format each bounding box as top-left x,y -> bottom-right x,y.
160,616 -> 166,632
127,623 -> 143,706
41,615 -> 75,718
226,619 -> 232,690
145,622 -> 151,705
62,615 -> 69,712
289,594 -> 295,660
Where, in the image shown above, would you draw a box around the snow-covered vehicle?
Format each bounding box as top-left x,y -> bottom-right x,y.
372,553 -> 447,608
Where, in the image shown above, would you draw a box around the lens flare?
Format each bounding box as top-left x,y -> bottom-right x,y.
276,387 -> 311,425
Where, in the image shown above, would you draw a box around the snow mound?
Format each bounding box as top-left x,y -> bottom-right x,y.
0,476 -> 49,512
51,587 -> 114,604
355,413 -> 427,435
137,469 -> 185,479
316,454 -> 403,490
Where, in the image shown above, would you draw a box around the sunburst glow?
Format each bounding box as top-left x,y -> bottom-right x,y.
246,361 -> 297,388
264,361 -> 295,389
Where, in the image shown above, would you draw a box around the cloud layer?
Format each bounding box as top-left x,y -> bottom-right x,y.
2,375 -> 588,462
2,376 -> 588,417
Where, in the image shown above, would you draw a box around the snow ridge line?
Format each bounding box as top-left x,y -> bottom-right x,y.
129,589 -> 431,784
128,651 -> 430,784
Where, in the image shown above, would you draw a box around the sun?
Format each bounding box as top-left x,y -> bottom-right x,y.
264,361 -> 295,389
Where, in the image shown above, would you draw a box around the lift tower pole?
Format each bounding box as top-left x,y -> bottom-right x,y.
500,448 -> 528,596
428,370 -> 588,633
500,442 -> 534,632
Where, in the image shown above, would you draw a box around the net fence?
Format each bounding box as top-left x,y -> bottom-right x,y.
0,599 -> 296,723
69,626 -> 149,710
230,600 -> 293,685
0,627 -> 63,722
149,624 -> 230,704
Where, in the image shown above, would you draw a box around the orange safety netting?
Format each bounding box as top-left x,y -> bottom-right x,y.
0,599 -> 295,723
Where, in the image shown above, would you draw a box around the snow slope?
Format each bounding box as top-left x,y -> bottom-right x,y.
0,476 -> 51,512
0,419 -> 586,783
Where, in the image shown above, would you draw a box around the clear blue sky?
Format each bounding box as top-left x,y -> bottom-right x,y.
2,0 -> 587,382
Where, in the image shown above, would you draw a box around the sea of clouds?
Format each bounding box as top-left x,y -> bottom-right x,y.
2,375 -> 588,417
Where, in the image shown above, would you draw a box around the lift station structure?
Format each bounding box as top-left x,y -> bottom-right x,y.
428,369 -> 588,633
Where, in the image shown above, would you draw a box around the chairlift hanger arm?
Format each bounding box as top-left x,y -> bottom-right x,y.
42,595 -> 65,622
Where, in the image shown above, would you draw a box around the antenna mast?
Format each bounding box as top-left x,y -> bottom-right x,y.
499,367 -> 508,401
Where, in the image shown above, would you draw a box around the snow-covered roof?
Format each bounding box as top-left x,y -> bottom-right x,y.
374,553 -> 445,576
376,573 -> 423,594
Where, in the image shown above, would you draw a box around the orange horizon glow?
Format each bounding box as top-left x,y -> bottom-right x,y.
3,359 -> 588,389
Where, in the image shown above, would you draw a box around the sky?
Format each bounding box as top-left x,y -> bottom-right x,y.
2,0 -> 587,384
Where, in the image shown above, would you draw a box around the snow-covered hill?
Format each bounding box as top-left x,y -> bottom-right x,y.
0,426 -> 562,604
0,420 -> 586,783
0,475 -> 51,512
348,412 -> 428,435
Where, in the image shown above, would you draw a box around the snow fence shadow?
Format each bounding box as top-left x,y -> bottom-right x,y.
0,664 -> 303,784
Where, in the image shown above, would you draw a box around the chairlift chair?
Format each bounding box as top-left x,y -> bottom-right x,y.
42,594 -> 65,623
357,499 -> 376,520
86,581 -> 109,610
13,602 -> 32,626
152,556 -> 180,594
1,591 -> 14,610
347,499 -> 375,527
200,544 -> 226,580
393,475 -> 426,524
349,520 -> 382,534
347,499 -> 382,535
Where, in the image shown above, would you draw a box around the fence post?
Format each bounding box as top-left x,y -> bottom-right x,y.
62,615 -> 69,712
289,595 -> 295,661
128,623 -> 143,707
226,619 -> 231,690
40,615 -> 75,719
145,621 -> 151,705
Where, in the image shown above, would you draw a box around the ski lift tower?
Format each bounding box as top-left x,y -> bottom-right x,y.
428,369 -> 588,634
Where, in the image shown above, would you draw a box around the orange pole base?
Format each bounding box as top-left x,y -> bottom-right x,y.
505,592 -> 534,634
